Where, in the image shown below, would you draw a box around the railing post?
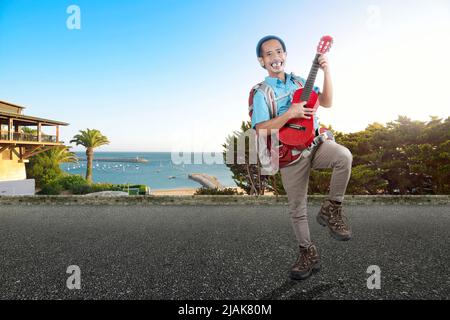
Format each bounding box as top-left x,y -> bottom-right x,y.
8,118 -> 13,140
37,122 -> 41,142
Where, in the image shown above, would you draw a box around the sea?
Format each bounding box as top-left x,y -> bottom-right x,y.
59,152 -> 236,190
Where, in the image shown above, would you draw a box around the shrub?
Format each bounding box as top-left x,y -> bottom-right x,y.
90,183 -> 122,193
69,182 -> 121,195
37,173 -> 150,195
71,183 -> 93,195
56,174 -> 87,191
38,179 -> 63,195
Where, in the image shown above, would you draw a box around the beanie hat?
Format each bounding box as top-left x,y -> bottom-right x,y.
256,35 -> 286,57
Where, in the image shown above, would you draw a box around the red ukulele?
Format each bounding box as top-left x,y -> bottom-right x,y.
279,35 -> 333,150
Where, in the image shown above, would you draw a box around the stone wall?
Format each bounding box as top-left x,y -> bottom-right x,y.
0,195 -> 448,206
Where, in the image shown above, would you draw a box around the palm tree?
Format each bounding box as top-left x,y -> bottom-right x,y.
70,129 -> 110,183
44,146 -> 79,164
20,126 -> 37,141
21,126 -> 37,134
26,146 -> 78,188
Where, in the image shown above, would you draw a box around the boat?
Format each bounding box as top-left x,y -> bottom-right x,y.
77,156 -> 149,163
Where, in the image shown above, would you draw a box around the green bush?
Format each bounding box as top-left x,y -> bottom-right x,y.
39,179 -> 63,195
56,174 -> 87,190
27,159 -> 62,188
71,183 -> 93,195
69,182 -> 120,195
25,150 -> 69,188
194,188 -> 243,196
90,183 -> 123,193
37,173 -> 149,195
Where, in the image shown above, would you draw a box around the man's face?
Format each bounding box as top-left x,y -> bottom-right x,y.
259,39 -> 287,75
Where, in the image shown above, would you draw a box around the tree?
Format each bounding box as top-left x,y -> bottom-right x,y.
26,146 -> 78,188
222,121 -> 272,195
70,129 -> 109,183
20,127 -> 37,135
336,116 -> 449,194
224,116 -> 449,196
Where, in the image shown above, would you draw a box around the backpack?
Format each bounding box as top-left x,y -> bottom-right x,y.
248,73 -> 334,173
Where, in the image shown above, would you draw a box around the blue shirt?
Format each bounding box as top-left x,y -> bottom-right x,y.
251,73 -> 321,130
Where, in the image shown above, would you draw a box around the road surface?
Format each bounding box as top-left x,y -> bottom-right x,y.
0,204 -> 448,300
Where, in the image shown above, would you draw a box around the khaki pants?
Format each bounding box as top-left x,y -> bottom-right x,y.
280,140 -> 353,248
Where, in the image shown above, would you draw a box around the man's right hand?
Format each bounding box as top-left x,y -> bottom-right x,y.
255,101 -> 315,136
287,102 -> 315,120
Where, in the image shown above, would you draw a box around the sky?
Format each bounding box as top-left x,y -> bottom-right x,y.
0,0 -> 449,152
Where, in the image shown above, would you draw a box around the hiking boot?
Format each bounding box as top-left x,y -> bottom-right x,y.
317,200 -> 352,241
290,244 -> 321,280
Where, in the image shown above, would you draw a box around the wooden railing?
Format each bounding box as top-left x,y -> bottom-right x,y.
0,130 -> 58,143
41,134 -> 57,143
0,131 -> 8,141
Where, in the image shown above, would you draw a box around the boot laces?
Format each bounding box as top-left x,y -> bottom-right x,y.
296,246 -> 315,269
329,205 -> 349,231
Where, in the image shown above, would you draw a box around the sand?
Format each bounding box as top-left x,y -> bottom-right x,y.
150,188 -> 198,196
149,187 -> 273,196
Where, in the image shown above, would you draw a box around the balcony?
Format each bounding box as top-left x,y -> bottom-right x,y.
0,131 -> 59,144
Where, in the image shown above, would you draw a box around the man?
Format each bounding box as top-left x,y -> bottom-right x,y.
251,35 -> 353,280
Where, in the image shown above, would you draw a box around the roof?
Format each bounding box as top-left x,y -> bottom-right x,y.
0,100 -> 26,109
0,110 -> 69,126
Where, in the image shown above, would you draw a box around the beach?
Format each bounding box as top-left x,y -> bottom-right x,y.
150,188 -> 198,196
150,187 -> 271,196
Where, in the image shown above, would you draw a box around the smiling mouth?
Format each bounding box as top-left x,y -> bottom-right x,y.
271,61 -> 283,68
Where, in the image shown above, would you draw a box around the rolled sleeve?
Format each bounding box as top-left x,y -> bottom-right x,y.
251,90 -> 271,129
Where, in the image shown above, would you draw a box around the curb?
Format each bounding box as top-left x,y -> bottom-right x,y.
0,195 -> 449,206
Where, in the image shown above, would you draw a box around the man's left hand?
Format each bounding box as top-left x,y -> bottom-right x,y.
318,54 -> 329,73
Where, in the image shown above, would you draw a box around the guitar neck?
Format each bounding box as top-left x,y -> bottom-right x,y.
300,53 -> 321,102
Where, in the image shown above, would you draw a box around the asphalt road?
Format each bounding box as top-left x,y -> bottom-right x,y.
0,204 -> 449,300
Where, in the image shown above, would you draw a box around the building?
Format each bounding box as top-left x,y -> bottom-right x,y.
0,100 -> 69,195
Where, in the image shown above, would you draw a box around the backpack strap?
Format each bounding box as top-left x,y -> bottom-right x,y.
249,73 -> 303,120
248,82 -> 277,119
290,73 -> 305,88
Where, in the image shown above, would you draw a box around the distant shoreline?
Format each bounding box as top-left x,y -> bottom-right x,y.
60,151 -> 236,190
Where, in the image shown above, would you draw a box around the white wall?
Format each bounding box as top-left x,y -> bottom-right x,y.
0,179 -> 35,196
